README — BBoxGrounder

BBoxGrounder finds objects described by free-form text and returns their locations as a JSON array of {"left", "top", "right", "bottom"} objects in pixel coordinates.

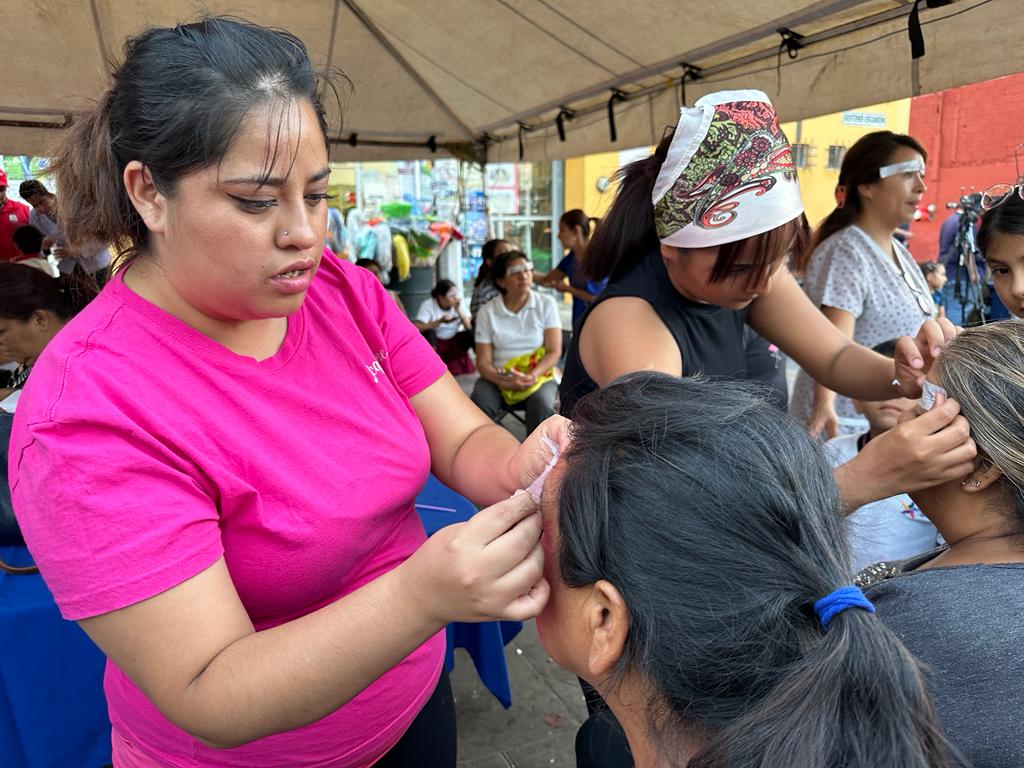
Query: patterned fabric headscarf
[{"left": 652, "top": 89, "right": 804, "bottom": 248}]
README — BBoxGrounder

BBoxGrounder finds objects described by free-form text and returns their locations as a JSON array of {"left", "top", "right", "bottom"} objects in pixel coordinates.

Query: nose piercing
[{"left": 282, "top": 230, "right": 289, "bottom": 236}]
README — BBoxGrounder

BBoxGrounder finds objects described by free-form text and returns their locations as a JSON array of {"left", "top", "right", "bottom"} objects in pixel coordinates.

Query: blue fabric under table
[
  {"left": 0, "top": 545, "right": 111, "bottom": 768},
  {"left": 415, "top": 475, "right": 522, "bottom": 709}
]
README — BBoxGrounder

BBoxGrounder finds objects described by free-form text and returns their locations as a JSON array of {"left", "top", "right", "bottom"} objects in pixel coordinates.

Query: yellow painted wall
[
  {"left": 781, "top": 99, "right": 911, "bottom": 228},
  {"left": 565, "top": 100, "right": 911, "bottom": 230},
  {"left": 564, "top": 150, "right": 631, "bottom": 219}
]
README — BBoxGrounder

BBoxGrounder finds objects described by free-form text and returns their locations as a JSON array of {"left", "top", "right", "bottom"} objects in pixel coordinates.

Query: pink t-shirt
[{"left": 9, "top": 252, "right": 448, "bottom": 767}]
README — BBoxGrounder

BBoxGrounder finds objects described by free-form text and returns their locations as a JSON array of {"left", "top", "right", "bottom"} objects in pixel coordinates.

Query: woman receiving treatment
[
  {"left": 539, "top": 372, "right": 958, "bottom": 768},
  {"left": 858, "top": 321, "right": 1024, "bottom": 768}
]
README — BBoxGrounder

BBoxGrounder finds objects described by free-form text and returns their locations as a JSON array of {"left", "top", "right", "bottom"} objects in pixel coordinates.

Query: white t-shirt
[
  {"left": 827, "top": 432, "right": 942, "bottom": 570},
  {"left": 474, "top": 291, "right": 561, "bottom": 367},
  {"left": 415, "top": 297, "right": 462, "bottom": 340},
  {"left": 791, "top": 225, "right": 936, "bottom": 431}
]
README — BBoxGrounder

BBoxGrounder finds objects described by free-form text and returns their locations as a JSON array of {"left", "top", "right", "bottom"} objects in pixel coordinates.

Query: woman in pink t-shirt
[{"left": 8, "top": 18, "right": 564, "bottom": 768}]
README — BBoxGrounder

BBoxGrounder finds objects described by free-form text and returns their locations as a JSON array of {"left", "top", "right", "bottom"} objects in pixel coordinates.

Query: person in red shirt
[{"left": 0, "top": 170, "right": 31, "bottom": 263}]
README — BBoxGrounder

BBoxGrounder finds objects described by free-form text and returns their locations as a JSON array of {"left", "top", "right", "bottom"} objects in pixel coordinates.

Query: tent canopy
[{"left": 1, "top": 0, "right": 1019, "bottom": 163}]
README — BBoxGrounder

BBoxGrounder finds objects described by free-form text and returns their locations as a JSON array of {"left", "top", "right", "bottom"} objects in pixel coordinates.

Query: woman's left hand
[
  {"left": 893, "top": 317, "right": 960, "bottom": 398},
  {"left": 506, "top": 415, "right": 572, "bottom": 493}
]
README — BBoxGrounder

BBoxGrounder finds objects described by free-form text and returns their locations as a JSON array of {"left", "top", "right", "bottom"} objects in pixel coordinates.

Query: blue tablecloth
[
  {"left": 415, "top": 475, "right": 522, "bottom": 709},
  {"left": 0, "top": 546, "right": 111, "bottom": 768}
]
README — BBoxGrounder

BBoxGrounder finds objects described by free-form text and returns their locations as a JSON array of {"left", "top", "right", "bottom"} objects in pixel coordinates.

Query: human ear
[
  {"left": 585, "top": 579, "right": 630, "bottom": 682},
  {"left": 30, "top": 309, "right": 50, "bottom": 331},
  {"left": 659, "top": 244, "right": 684, "bottom": 268},
  {"left": 856, "top": 181, "right": 877, "bottom": 204},
  {"left": 960, "top": 459, "right": 1003, "bottom": 493},
  {"left": 123, "top": 161, "right": 167, "bottom": 235}
]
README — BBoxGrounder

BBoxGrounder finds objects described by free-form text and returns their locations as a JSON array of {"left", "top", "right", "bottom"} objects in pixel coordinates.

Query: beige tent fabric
[{"left": 0, "top": 0, "right": 1019, "bottom": 162}]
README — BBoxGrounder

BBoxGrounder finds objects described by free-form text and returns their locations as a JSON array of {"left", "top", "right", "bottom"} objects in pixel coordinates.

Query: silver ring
[{"left": 890, "top": 378, "right": 901, "bottom": 388}]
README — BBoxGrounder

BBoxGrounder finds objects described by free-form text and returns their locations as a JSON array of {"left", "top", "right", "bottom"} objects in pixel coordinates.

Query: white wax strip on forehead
[
  {"left": 525, "top": 435, "right": 561, "bottom": 503},
  {"left": 505, "top": 262, "right": 534, "bottom": 276},
  {"left": 879, "top": 159, "right": 926, "bottom": 179},
  {"left": 920, "top": 379, "right": 947, "bottom": 411}
]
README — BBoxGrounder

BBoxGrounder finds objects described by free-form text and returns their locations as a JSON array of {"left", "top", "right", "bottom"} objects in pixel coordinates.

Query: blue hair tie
[{"left": 813, "top": 585, "right": 875, "bottom": 630}]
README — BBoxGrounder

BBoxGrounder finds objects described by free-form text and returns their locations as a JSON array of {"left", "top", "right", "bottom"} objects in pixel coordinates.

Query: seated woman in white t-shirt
[
  {"left": 473, "top": 251, "right": 562, "bottom": 432},
  {"left": 414, "top": 279, "right": 475, "bottom": 376}
]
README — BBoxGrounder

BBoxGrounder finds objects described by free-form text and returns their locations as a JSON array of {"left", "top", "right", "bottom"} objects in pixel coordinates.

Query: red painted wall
[{"left": 907, "top": 72, "right": 1024, "bottom": 263}]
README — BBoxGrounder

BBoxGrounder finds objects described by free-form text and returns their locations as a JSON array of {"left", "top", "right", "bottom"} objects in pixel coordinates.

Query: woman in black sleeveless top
[
  {"left": 560, "top": 91, "right": 949, "bottom": 422},
  {"left": 562, "top": 93, "right": 976, "bottom": 768}
]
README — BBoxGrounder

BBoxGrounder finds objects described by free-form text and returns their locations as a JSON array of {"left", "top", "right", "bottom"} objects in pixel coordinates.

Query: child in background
[
  {"left": 920, "top": 261, "right": 947, "bottom": 319},
  {"left": 414, "top": 279, "right": 475, "bottom": 376},
  {"left": 827, "top": 339, "right": 941, "bottom": 569},
  {"left": 10, "top": 225, "right": 58, "bottom": 276},
  {"left": 978, "top": 185, "right": 1024, "bottom": 318}
]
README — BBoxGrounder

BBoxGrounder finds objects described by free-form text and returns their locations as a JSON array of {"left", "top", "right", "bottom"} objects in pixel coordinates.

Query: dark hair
[
  {"left": 560, "top": 208, "right": 598, "bottom": 239},
  {"left": 584, "top": 130, "right": 809, "bottom": 286},
  {"left": 48, "top": 16, "right": 343, "bottom": 266},
  {"left": 815, "top": 131, "right": 928, "bottom": 248},
  {"left": 475, "top": 238, "right": 514, "bottom": 286},
  {"left": 556, "top": 372, "right": 956, "bottom": 768},
  {"left": 936, "top": 321, "right": 1024, "bottom": 538},
  {"left": 431, "top": 279, "right": 456, "bottom": 299},
  {"left": 18, "top": 179, "right": 49, "bottom": 200},
  {"left": 979, "top": 192, "right": 1024, "bottom": 255},
  {"left": 489, "top": 250, "right": 530, "bottom": 295},
  {"left": 871, "top": 338, "right": 900, "bottom": 359},
  {"left": 12, "top": 225, "right": 44, "bottom": 256},
  {"left": 354, "top": 257, "right": 382, "bottom": 272},
  {"left": 919, "top": 261, "right": 944, "bottom": 278},
  {"left": 0, "top": 262, "right": 98, "bottom": 321}
]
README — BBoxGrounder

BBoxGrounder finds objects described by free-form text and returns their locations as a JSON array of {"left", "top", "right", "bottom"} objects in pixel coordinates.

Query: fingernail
[
  {"left": 932, "top": 347, "right": 942, "bottom": 357},
  {"left": 912, "top": 359, "right": 923, "bottom": 368}
]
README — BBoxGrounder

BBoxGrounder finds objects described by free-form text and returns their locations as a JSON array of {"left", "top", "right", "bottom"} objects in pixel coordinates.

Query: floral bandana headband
[{"left": 652, "top": 89, "right": 804, "bottom": 248}]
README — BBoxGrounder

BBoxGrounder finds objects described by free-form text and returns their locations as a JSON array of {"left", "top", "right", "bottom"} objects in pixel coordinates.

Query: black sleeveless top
[{"left": 558, "top": 247, "right": 749, "bottom": 417}]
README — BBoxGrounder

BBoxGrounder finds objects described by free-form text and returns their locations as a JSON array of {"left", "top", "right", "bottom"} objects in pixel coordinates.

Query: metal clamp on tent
[
  {"left": 679, "top": 63, "right": 702, "bottom": 107},
  {"left": 775, "top": 28, "right": 805, "bottom": 93},
  {"left": 555, "top": 107, "right": 575, "bottom": 143},
  {"left": 777, "top": 27, "right": 805, "bottom": 59},
  {"left": 607, "top": 90, "right": 628, "bottom": 143},
  {"left": 517, "top": 124, "right": 530, "bottom": 160}
]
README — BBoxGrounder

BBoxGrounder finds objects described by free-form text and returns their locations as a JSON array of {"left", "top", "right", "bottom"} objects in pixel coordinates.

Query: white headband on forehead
[
  {"left": 879, "top": 159, "right": 926, "bottom": 179},
  {"left": 651, "top": 89, "right": 804, "bottom": 248}
]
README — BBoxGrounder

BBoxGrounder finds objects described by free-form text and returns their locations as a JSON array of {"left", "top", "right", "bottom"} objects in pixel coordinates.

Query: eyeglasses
[
  {"left": 980, "top": 183, "right": 1024, "bottom": 211},
  {"left": 891, "top": 253, "right": 934, "bottom": 315}
]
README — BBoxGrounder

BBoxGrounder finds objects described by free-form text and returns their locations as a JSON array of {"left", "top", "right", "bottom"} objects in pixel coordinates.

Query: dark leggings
[{"left": 375, "top": 670, "right": 457, "bottom": 767}]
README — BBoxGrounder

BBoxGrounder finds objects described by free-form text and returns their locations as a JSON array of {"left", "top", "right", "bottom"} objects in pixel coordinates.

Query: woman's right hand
[
  {"left": 401, "top": 491, "right": 549, "bottom": 624},
  {"left": 836, "top": 392, "right": 976, "bottom": 510}
]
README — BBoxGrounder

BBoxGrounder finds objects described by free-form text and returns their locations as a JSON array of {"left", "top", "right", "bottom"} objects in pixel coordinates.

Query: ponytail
[
  {"left": 556, "top": 373, "right": 958, "bottom": 768},
  {"left": 583, "top": 132, "right": 673, "bottom": 282},
  {"left": 48, "top": 94, "right": 142, "bottom": 266},
  {"left": 813, "top": 203, "right": 858, "bottom": 252},
  {"left": 691, "top": 611, "right": 956, "bottom": 768}
]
